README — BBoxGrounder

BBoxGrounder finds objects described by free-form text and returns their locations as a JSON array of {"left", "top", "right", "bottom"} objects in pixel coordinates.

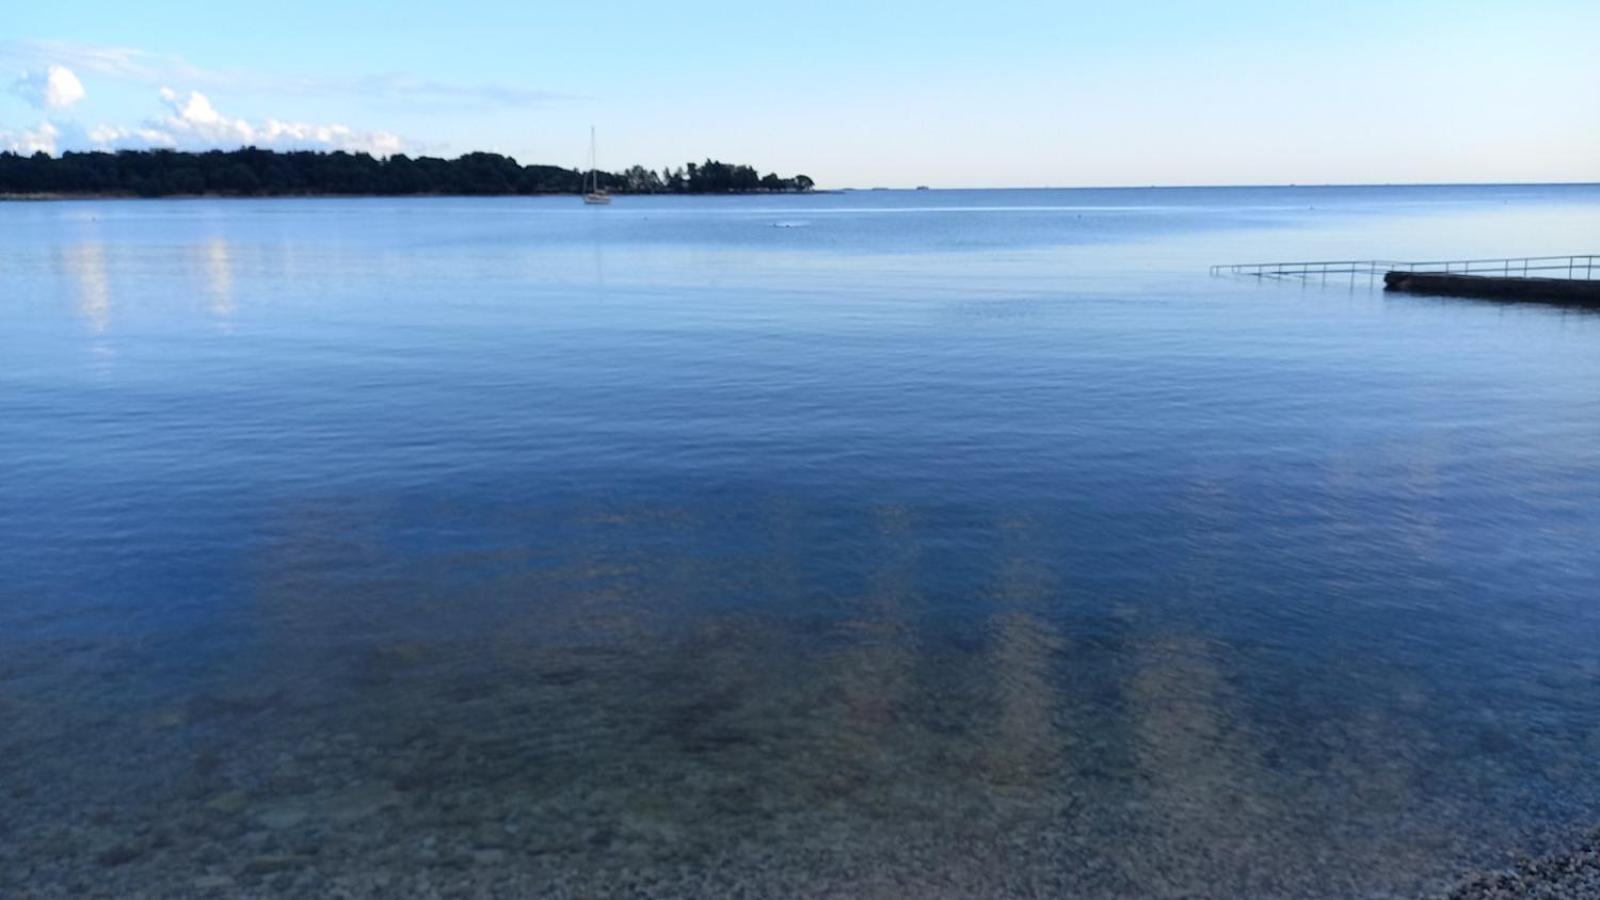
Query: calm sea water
[{"left": 3, "top": 186, "right": 1600, "bottom": 898}]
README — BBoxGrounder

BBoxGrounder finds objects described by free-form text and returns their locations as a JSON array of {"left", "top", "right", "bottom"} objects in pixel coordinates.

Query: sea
[{"left": 3, "top": 185, "right": 1599, "bottom": 898}]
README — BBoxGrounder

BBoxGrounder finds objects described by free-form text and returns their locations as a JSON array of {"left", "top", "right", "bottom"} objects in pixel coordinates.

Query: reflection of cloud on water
[
  {"left": 817, "top": 504, "right": 918, "bottom": 742},
  {"left": 1127, "top": 635, "right": 1268, "bottom": 889},
  {"left": 982, "top": 611, "right": 1064, "bottom": 786},
  {"left": 60, "top": 242, "right": 110, "bottom": 334},
  {"left": 201, "top": 238, "right": 235, "bottom": 321},
  {"left": 1121, "top": 632, "right": 1446, "bottom": 893}
]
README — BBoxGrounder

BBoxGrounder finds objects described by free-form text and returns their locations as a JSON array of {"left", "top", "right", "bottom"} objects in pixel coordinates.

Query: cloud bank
[
  {"left": 0, "top": 120, "right": 59, "bottom": 154},
  {"left": 126, "top": 87, "right": 405, "bottom": 155},
  {"left": 2, "top": 67, "right": 406, "bottom": 156}
]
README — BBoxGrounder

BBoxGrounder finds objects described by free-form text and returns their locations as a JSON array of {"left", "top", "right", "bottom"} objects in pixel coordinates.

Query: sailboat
[{"left": 583, "top": 126, "right": 611, "bottom": 205}]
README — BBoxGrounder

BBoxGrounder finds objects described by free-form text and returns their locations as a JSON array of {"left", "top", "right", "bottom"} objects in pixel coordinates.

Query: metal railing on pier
[{"left": 1211, "top": 254, "right": 1598, "bottom": 281}]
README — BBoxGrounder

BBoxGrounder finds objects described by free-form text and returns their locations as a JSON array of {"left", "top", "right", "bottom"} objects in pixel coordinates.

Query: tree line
[{"left": 0, "top": 148, "right": 815, "bottom": 197}]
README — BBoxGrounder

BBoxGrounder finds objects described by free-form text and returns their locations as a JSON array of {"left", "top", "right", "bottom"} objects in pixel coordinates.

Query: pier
[{"left": 1211, "top": 254, "right": 1600, "bottom": 306}]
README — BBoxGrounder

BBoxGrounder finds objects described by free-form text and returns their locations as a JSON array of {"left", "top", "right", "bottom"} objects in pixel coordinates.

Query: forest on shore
[{"left": 0, "top": 148, "right": 815, "bottom": 197}]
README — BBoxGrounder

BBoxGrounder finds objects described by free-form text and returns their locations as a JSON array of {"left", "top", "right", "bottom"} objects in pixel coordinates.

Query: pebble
[{"left": 1441, "top": 829, "right": 1600, "bottom": 899}]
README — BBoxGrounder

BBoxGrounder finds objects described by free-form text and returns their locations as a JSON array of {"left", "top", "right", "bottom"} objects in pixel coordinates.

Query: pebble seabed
[
  {"left": 3, "top": 566, "right": 1597, "bottom": 899},
  {"left": 2, "top": 634, "right": 1594, "bottom": 899}
]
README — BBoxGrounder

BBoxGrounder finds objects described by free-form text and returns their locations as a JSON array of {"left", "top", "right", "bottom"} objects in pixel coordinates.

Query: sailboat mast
[{"left": 580, "top": 124, "right": 610, "bottom": 202}]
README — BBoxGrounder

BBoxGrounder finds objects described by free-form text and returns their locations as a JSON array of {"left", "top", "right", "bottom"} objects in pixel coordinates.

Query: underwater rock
[
  {"left": 253, "top": 802, "right": 310, "bottom": 831},
  {"left": 327, "top": 783, "right": 402, "bottom": 823}
]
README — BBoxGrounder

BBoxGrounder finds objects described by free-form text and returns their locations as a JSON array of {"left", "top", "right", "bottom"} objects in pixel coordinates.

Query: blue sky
[{"left": 4, "top": 0, "right": 1597, "bottom": 187}]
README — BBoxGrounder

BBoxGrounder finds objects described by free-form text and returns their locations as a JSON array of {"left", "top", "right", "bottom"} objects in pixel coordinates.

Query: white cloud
[
  {"left": 0, "top": 39, "right": 562, "bottom": 159},
  {"left": 0, "top": 120, "right": 59, "bottom": 154},
  {"left": 12, "top": 65, "right": 86, "bottom": 109},
  {"left": 125, "top": 87, "right": 406, "bottom": 155},
  {"left": 257, "top": 119, "right": 406, "bottom": 156},
  {"left": 50, "top": 87, "right": 404, "bottom": 156},
  {"left": 83, "top": 122, "right": 178, "bottom": 149},
  {"left": 4, "top": 86, "right": 407, "bottom": 157},
  {"left": 154, "top": 87, "right": 252, "bottom": 144},
  {"left": 6, "top": 73, "right": 409, "bottom": 157}
]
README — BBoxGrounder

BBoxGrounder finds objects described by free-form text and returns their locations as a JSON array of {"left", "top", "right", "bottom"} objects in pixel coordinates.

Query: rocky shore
[{"left": 1440, "top": 829, "right": 1600, "bottom": 899}]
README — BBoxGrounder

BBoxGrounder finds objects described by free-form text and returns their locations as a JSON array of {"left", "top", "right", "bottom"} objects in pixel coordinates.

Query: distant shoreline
[
  {"left": 0, "top": 190, "right": 830, "bottom": 202},
  {"left": 0, "top": 148, "right": 816, "bottom": 199}
]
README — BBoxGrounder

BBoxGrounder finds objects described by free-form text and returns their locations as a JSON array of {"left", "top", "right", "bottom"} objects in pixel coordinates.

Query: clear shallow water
[{"left": 3, "top": 186, "right": 1600, "bottom": 897}]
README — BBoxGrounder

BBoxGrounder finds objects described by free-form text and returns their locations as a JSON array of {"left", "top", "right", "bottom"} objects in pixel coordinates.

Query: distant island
[{"left": 0, "top": 148, "right": 815, "bottom": 198}]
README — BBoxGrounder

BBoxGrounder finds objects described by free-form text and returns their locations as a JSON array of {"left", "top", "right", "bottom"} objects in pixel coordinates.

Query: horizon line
[{"left": 851, "top": 180, "right": 1600, "bottom": 191}]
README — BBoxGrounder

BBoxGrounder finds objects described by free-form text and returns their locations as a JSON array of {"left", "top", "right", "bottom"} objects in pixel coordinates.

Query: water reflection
[
  {"left": 61, "top": 242, "right": 110, "bottom": 334},
  {"left": 825, "top": 505, "right": 917, "bottom": 742},
  {"left": 1128, "top": 636, "right": 1265, "bottom": 888},
  {"left": 980, "top": 516, "right": 1065, "bottom": 787},
  {"left": 200, "top": 238, "right": 235, "bottom": 321}
]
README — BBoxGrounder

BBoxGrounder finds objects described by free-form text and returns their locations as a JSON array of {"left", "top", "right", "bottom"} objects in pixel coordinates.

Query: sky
[{"left": 3, "top": 0, "right": 1597, "bottom": 188}]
